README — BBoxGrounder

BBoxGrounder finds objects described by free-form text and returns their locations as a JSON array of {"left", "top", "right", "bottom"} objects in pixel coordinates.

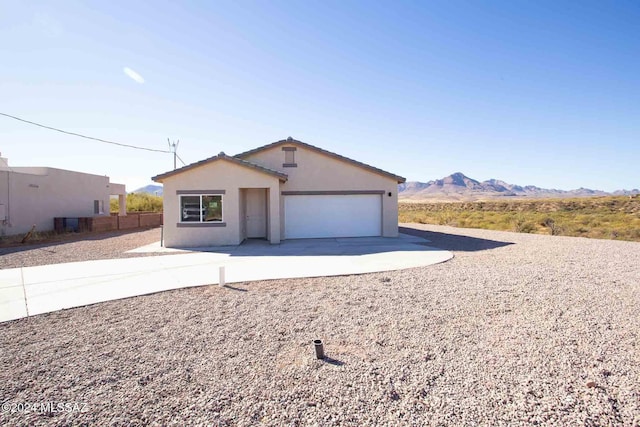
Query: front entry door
[{"left": 246, "top": 189, "right": 267, "bottom": 238}]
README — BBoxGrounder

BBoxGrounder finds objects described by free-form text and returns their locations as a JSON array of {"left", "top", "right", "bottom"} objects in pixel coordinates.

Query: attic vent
[{"left": 283, "top": 147, "right": 297, "bottom": 168}]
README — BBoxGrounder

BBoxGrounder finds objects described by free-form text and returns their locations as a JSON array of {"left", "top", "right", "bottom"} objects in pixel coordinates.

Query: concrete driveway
[{"left": 0, "top": 234, "right": 452, "bottom": 323}]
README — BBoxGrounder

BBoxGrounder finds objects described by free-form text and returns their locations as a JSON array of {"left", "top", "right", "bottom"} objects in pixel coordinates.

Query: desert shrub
[
  {"left": 398, "top": 197, "right": 640, "bottom": 242},
  {"left": 541, "top": 217, "right": 563, "bottom": 235},
  {"left": 111, "top": 193, "right": 163, "bottom": 213},
  {"left": 578, "top": 216, "right": 592, "bottom": 226},
  {"left": 437, "top": 211, "right": 458, "bottom": 226},
  {"left": 513, "top": 218, "right": 537, "bottom": 233}
]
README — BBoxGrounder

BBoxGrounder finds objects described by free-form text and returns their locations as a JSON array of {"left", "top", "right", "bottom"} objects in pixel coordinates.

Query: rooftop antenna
[{"left": 168, "top": 138, "right": 180, "bottom": 170}]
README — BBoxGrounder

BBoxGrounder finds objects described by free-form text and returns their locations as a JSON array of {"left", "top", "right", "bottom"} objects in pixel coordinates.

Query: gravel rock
[
  {"left": 1, "top": 224, "right": 639, "bottom": 426},
  {"left": 0, "top": 228, "right": 168, "bottom": 269}
]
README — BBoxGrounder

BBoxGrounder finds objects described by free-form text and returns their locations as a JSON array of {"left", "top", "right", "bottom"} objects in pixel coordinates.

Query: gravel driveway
[
  {"left": 1, "top": 224, "right": 639, "bottom": 426},
  {"left": 0, "top": 228, "right": 164, "bottom": 269}
]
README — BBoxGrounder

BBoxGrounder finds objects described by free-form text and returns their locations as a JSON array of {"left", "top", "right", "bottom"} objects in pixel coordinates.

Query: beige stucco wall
[
  {"left": 161, "top": 160, "right": 281, "bottom": 247},
  {"left": 0, "top": 167, "right": 122, "bottom": 236},
  {"left": 243, "top": 144, "right": 400, "bottom": 238}
]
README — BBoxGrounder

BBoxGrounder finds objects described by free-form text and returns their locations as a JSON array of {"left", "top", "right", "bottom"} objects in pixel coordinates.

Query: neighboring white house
[
  {"left": 0, "top": 155, "right": 126, "bottom": 236},
  {"left": 152, "top": 137, "right": 406, "bottom": 248}
]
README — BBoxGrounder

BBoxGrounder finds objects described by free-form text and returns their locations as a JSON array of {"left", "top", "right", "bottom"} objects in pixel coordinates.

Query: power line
[{"left": 0, "top": 112, "right": 172, "bottom": 154}]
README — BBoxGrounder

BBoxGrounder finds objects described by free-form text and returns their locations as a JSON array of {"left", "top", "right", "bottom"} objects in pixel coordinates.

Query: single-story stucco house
[
  {"left": 0, "top": 155, "right": 126, "bottom": 236},
  {"left": 152, "top": 138, "right": 406, "bottom": 248}
]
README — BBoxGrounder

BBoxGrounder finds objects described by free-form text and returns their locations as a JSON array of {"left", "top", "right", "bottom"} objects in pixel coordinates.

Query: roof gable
[
  {"left": 152, "top": 152, "right": 288, "bottom": 183},
  {"left": 235, "top": 138, "right": 406, "bottom": 183}
]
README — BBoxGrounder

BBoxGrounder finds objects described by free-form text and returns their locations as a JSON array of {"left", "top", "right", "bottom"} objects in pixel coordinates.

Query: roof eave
[
  {"left": 236, "top": 138, "right": 405, "bottom": 184},
  {"left": 152, "top": 154, "right": 288, "bottom": 183}
]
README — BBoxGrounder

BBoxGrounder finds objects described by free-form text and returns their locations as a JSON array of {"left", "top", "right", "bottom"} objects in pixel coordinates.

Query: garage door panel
[{"left": 284, "top": 194, "right": 382, "bottom": 239}]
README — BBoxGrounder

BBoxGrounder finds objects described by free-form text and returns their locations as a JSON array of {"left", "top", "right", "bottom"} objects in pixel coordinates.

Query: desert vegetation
[
  {"left": 399, "top": 196, "right": 640, "bottom": 242},
  {"left": 110, "top": 193, "right": 163, "bottom": 213}
]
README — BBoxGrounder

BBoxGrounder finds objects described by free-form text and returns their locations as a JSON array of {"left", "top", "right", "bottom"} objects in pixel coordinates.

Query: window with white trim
[{"left": 180, "top": 195, "right": 223, "bottom": 222}]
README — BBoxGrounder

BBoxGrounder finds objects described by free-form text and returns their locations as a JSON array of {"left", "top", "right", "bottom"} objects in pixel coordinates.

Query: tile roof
[
  {"left": 235, "top": 137, "right": 406, "bottom": 183},
  {"left": 151, "top": 152, "right": 288, "bottom": 182}
]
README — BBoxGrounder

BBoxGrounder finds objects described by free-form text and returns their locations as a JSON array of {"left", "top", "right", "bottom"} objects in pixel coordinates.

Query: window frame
[
  {"left": 179, "top": 194, "right": 224, "bottom": 223},
  {"left": 94, "top": 199, "right": 104, "bottom": 215}
]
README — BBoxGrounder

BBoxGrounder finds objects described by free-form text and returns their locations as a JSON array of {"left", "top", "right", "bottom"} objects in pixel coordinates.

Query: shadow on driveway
[
  {"left": 399, "top": 226, "right": 514, "bottom": 252},
  {"left": 177, "top": 235, "right": 445, "bottom": 257},
  {"left": 134, "top": 228, "right": 513, "bottom": 257}
]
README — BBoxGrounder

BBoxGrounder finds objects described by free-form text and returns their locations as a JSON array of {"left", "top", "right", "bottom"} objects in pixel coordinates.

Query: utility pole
[{"left": 168, "top": 138, "right": 180, "bottom": 170}]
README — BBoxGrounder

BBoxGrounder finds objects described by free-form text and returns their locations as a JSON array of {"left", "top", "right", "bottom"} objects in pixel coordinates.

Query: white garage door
[{"left": 284, "top": 194, "right": 382, "bottom": 239}]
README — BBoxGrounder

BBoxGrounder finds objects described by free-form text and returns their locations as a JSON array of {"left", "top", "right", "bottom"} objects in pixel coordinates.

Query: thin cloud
[{"left": 123, "top": 67, "right": 145, "bottom": 84}]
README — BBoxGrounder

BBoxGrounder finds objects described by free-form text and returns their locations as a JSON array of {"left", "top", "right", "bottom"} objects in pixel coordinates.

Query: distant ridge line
[
  {"left": 132, "top": 184, "right": 163, "bottom": 196},
  {"left": 399, "top": 172, "right": 639, "bottom": 201}
]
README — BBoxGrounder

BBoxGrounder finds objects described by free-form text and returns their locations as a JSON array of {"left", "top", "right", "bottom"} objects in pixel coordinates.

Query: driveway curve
[{"left": 0, "top": 233, "right": 452, "bottom": 322}]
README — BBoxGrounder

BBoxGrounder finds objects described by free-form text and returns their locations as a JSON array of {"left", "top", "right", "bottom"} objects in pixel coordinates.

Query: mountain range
[
  {"left": 132, "top": 175, "right": 638, "bottom": 201},
  {"left": 399, "top": 172, "right": 639, "bottom": 201},
  {"left": 132, "top": 184, "right": 163, "bottom": 196}
]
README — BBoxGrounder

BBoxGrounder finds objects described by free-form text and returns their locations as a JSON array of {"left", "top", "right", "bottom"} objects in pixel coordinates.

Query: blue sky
[{"left": 1, "top": 0, "right": 638, "bottom": 191}]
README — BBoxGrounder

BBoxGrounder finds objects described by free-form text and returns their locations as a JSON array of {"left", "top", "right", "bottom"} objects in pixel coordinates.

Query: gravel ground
[
  {"left": 1, "top": 224, "right": 639, "bottom": 426},
  {"left": 0, "top": 228, "right": 164, "bottom": 269}
]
